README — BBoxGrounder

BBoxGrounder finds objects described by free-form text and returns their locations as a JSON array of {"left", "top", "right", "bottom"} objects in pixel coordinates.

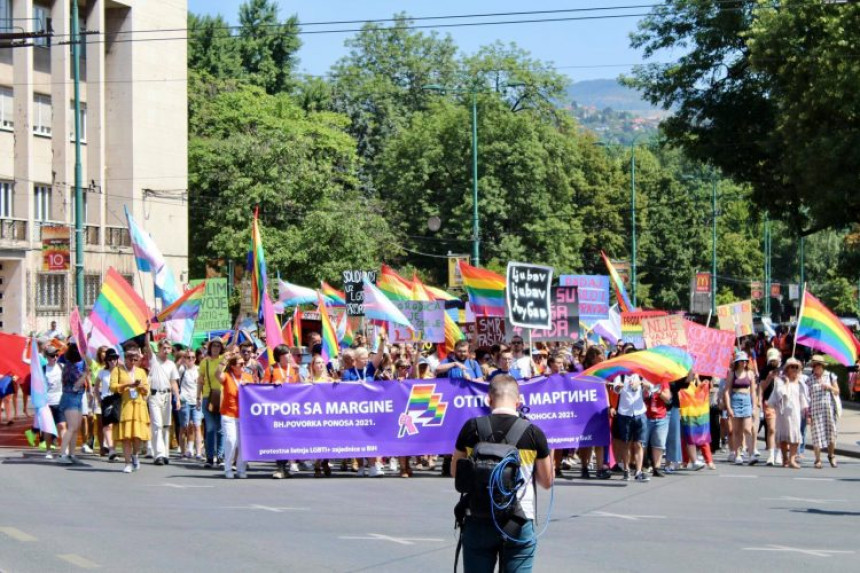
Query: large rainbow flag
[
  {"left": 679, "top": 382, "right": 711, "bottom": 446},
  {"left": 458, "top": 260, "right": 505, "bottom": 317},
  {"left": 601, "top": 250, "right": 636, "bottom": 313},
  {"left": 247, "top": 207, "right": 267, "bottom": 318},
  {"left": 377, "top": 264, "right": 414, "bottom": 301},
  {"left": 316, "top": 291, "right": 339, "bottom": 361},
  {"left": 583, "top": 345, "right": 693, "bottom": 384},
  {"left": 320, "top": 281, "right": 346, "bottom": 306},
  {"left": 796, "top": 291, "right": 859, "bottom": 366},
  {"left": 89, "top": 268, "right": 151, "bottom": 346}
]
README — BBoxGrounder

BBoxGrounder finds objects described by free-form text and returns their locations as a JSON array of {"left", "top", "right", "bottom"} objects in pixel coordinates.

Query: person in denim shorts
[
  {"left": 642, "top": 379, "right": 672, "bottom": 477},
  {"left": 611, "top": 368, "right": 648, "bottom": 482}
]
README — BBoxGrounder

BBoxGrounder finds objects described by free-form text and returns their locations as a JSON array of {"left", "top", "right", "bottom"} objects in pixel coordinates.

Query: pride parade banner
[{"left": 239, "top": 374, "right": 611, "bottom": 461}]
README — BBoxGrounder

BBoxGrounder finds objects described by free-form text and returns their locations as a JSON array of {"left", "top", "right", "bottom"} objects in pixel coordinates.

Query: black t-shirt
[
  {"left": 455, "top": 414, "right": 550, "bottom": 461},
  {"left": 759, "top": 363, "right": 778, "bottom": 401}
]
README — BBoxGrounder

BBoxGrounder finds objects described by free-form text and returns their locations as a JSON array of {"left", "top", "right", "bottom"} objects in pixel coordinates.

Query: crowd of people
[{"left": 3, "top": 322, "right": 854, "bottom": 480}]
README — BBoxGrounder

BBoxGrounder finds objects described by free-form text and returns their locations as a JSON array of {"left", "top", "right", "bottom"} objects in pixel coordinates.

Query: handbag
[
  {"left": 101, "top": 393, "right": 122, "bottom": 425},
  {"left": 204, "top": 360, "right": 221, "bottom": 414}
]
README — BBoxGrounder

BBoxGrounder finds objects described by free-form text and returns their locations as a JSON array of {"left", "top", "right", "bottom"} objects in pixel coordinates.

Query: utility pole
[
  {"left": 711, "top": 176, "right": 717, "bottom": 317},
  {"left": 799, "top": 235, "right": 805, "bottom": 291},
  {"left": 630, "top": 147, "right": 637, "bottom": 308},
  {"left": 764, "top": 213, "right": 771, "bottom": 317},
  {"left": 470, "top": 90, "right": 479, "bottom": 267},
  {"left": 72, "top": 0, "right": 84, "bottom": 309}
]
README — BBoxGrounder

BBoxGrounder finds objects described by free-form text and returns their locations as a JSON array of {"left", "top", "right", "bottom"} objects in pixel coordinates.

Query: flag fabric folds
[
  {"left": 583, "top": 345, "right": 694, "bottom": 385},
  {"left": 796, "top": 291, "right": 859, "bottom": 367},
  {"left": 458, "top": 261, "right": 506, "bottom": 317},
  {"left": 156, "top": 281, "right": 206, "bottom": 323},
  {"left": 29, "top": 337, "right": 57, "bottom": 437},
  {"left": 377, "top": 264, "right": 414, "bottom": 301},
  {"left": 89, "top": 268, "right": 151, "bottom": 346},
  {"left": 601, "top": 251, "right": 636, "bottom": 313},
  {"left": 69, "top": 306, "right": 88, "bottom": 357},
  {"left": 316, "top": 291, "right": 339, "bottom": 361},
  {"left": 277, "top": 280, "right": 319, "bottom": 307},
  {"left": 248, "top": 207, "right": 268, "bottom": 318},
  {"left": 262, "top": 292, "right": 284, "bottom": 359},
  {"left": 125, "top": 206, "right": 165, "bottom": 274},
  {"left": 320, "top": 281, "right": 346, "bottom": 306},
  {"left": 362, "top": 279, "right": 413, "bottom": 328}
]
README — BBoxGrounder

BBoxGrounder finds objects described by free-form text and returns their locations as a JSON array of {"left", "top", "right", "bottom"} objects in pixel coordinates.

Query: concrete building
[{"left": 0, "top": 0, "right": 187, "bottom": 335}]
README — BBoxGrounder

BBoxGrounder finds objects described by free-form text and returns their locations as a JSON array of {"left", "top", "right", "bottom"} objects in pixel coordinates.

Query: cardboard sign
[
  {"left": 189, "top": 278, "right": 231, "bottom": 333},
  {"left": 506, "top": 262, "right": 553, "bottom": 329},
  {"left": 621, "top": 310, "right": 668, "bottom": 349},
  {"left": 642, "top": 315, "right": 688, "bottom": 348},
  {"left": 390, "top": 300, "right": 445, "bottom": 343},
  {"left": 508, "top": 286, "right": 580, "bottom": 342},
  {"left": 684, "top": 320, "right": 735, "bottom": 378},
  {"left": 716, "top": 300, "right": 754, "bottom": 337},
  {"left": 342, "top": 270, "right": 378, "bottom": 316},
  {"left": 558, "top": 275, "right": 609, "bottom": 322},
  {"left": 475, "top": 316, "right": 506, "bottom": 347}
]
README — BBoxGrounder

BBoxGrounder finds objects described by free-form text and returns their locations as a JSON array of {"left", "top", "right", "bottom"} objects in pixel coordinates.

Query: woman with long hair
[
  {"left": 95, "top": 347, "right": 119, "bottom": 460},
  {"left": 57, "top": 344, "right": 88, "bottom": 464},
  {"left": 723, "top": 352, "right": 759, "bottom": 465},
  {"left": 578, "top": 345, "right": 611, "bottom": 479}
]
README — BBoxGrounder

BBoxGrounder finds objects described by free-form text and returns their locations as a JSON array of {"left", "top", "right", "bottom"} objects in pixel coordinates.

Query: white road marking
[
  {"left": 146, "top": 483, "right": 215, "bottom": 489},
  {"left": 338, "top": 533, "right": 445, "bottom": 545},
  {"left": 57, "top": 554, "right": 101, "bottom": 569},
  {"left": 793, "top": 477, "right": 835, "bottom": 482},
  {"left": 584, "top": 511, "right": 666, "bottom": 522},
  {"left": 743, "top": 545, "right": 854, "bottom": 558},
  {"left": 0, "top": 527, "right": 37, "bottom": 542},
  {"left": 761, "top": 496, "right": 847, "bottom": 503},
  {"left": 224, "top": 505, "right": 310, "bottom": 513},
  {"left": 719, "top": 475, "right": 758, "bottom": 478}
]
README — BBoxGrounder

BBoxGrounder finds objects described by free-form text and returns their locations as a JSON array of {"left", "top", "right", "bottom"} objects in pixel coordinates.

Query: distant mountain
[{"left": 565, "top": 79, "right": 661, "bottom": 114}]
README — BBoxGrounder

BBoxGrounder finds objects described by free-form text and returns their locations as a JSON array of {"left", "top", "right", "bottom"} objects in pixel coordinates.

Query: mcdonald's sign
[{"left": 695, "top": 272, "right": 711, "bottom": 293}]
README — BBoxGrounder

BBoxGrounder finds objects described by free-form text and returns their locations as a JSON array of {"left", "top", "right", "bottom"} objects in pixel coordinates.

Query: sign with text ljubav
[
  {"left": 189, "top": 278, "right": 231, "bottom": 333},
  {"left": 343, "top": 270, "right": 378, "bottom": 316},
  {"left": 390, "top": 300, "right": 445, "bottom": 343},
  {"left": 642, "top": 314, "right": 687, "bottom": 348},
  {"left": 508, "top": 286, "right": 580, "bottom": 342},
  {"left": 558, "top": 275, "right": 609, "bottom": 322},
  {"left": 716, "top": 300, "right": 754, "bottom": 337},
  {"left": 506, "top": 262, "right": 553, "bottom": 329}
]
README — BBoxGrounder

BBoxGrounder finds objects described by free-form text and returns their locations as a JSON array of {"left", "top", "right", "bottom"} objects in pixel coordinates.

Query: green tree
[
  {"left": 188, "top": 13, "right": 242, "bottom": 80},
  {"left": 237, "top": 0, "right": 301, "bottom": 94}
]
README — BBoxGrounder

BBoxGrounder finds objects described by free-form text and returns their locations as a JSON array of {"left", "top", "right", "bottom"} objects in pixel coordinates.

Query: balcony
[
  {"left": 85, "top": 225, "right": 100, "bottom": 246},
  {"left": 0, "top": 218, "right": 28, "bottom": 243},
  {"left": 106, "top": 226, "right": 130, "bottom": 248}
]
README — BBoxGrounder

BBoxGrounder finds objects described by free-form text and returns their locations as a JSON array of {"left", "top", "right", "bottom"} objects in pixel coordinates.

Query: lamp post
[
  {"left": 423, "top": 82, "right": 524, "bottom": 267},
  {"left": 682, "top": 172, "right": 719, "bottom": 316}
]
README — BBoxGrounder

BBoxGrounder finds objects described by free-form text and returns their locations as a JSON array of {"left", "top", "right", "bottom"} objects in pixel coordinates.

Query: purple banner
[{"left": 239, "top": 374, "right": 610, "bottom": 461}]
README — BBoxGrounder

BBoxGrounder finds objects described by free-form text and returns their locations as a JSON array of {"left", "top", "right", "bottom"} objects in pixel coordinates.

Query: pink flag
[
  {"left": 70, "top": 306, "right": 88, "bottom": 357},
  {"left": 263, "top": 291, "right": 284, "bottom": 351},
  {"left": 28, "top": 337, "right": 57, "bottom": 437}
]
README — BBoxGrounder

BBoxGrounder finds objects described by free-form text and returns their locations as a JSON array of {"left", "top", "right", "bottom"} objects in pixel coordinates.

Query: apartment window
[
  {"left": 0, "top": 181, "right": 11, "bottom": 218},
  {"left": 70, "top": 12, "right": 86, "bottom": 60},
  {"left": 84, "top": 273, "right": 101, "bottom": 310},
  {"left": 0, "top": 87, "right": 12, "bottom": 130},
  {"left": 34, "top": 185, "right": 51, "bottom": 221},
  {"left": 36, "top": 273, "right": 66, "bottom": 313},
  {"left": 33, "top": 5, "right": 50, "bottom": 48},
  {"left": 69, "top": 102, "right": 86, "bottom": 142},
  {"left": 0, "top": 0, "right": 11, "bottom": 33},
  {"left": 33, "top": 94, "right": 52, "bottom": 136}
]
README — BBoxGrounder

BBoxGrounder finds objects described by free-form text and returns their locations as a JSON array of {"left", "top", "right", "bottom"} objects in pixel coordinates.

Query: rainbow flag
[
  {"left": 335, "top": 311, "right": 354, "bottom": 347},
  {"left": 29, "top": 337, "right": 57, "bottom": 437},
  {"left": 155, "top": 281, "right": 206, "bottom": 323},
  {"left": 89, "top": 268, "right": 151, "bottom": 346},
  {"left": 377, "top": 264, "right": 414, "bottom": 301},
  {"left": 601, "top": 251, "right": 636, "bottom": 312},
  {"left": 247, "top": 207, "right": 267, "bottom": 318},
  {"left": 316, "top": 291, "right": 339, "bottom": 361},
  {"left": 363, "top": 279, "right": 413, "bottom": 328},
  {"left": 426, "top": 285, "right": 458, "bottom": 301},
  {"left": 679, "top": 382, "right": 711, "bottom": 446},
  {"left": 320, "top": 281, "right": 346, "bottom": 306},
  {"left": 458, "top": 261, "right": 505, "bottom": 317},
  {"left": 796, "top": 291, "right": 860, "bottom": 366},
  {"left": 582, "top": 345, "right": 693, "bottom": 384},
  {"left": 293, "top": 308, "right": 303, "bottom": 347}
]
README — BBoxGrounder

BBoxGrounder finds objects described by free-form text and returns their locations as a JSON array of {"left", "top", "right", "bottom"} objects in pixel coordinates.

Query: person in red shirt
[{"left": 641, "top": 379, "right": 672, "bottom": 477}]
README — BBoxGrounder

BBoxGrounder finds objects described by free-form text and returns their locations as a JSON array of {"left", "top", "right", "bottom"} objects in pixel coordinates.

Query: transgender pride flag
[{"left": 28, "top": 337, "right": 57, "bottom": 437}]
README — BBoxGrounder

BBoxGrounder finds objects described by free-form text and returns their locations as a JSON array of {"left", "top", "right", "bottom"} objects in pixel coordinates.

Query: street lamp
[
  {"left": 423, "top": 81, "right": 525, "bottom": 268},
  {"left": 682, "top": 172, "right": 719, "bottom": 317}
]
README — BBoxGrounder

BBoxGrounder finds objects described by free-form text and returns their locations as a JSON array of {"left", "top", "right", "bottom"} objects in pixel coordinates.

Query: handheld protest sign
[
  {"left": 505, "top": 262, "right": 553, "bottom": 330},
  {"left": 343, "top": 270, "right": 378, "bottom": 317}
]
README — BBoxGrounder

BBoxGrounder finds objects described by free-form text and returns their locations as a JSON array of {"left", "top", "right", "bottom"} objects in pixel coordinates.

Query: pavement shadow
[
  {"left": 790, "top": 508, "right": 860, "bottom": 517},
  {"left": 551, "top": 480, "right": 628, "bottom": 488}
]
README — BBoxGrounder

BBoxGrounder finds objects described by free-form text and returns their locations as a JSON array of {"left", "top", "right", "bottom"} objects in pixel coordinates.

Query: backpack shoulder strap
[
  {"left": 503, "top": 418, "right": 531, "bottom": 448},
  {"left": 476, "top": 416, "right": 493, "bottom": 442}
]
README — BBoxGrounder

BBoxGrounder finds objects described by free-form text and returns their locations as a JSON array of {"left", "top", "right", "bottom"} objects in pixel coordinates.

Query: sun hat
[
  {"left": 809, "top": 355, "right": 827, "bottom": 366},
  {"left": 766, "top": 348, "right": 781, "bottom": 363},
  {"left": 732, "top": 351, "right": 749, "bottom": 364},
  {"left": 785, "top": 357, "right": 802, "bottom": 369}
]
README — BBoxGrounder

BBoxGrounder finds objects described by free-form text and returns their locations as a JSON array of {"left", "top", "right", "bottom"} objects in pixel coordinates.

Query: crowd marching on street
[{"left": 2, "top": 322, "right": 854, "bottom": 481}]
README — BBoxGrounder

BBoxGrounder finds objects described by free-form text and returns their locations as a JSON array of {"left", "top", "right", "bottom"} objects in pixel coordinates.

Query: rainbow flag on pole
[
  {"left": 377, "top": 264, "right": 414, "bottom": 301},
  {"left": 320, "top": 281, "right": 346, "bottom": 306},
  {"left": 601, "top": 251, "right": 635, "bottom": 312},
  {"left": 247, "top": 207, "right": 267, "bottom": 318},
  {"left": 89, "top": 268, "right": 151, "bottom": 346},
  {"left": 155, "top": 281, "right": 206, "bottom": 323},
  {"left": 316, "top": 291, "right": 339, "bottom": 361},
  {"left": 458, "top": 260, "right": 505, "bottom": 317},
  {"left": 679, "top": 382, "right": 711, "bottom": 446},
  {"left": 583, "top": 345, "right": 693, "bottom": 384},
  {"left": 796, "top": 291, "right": 859, "bottom": 366}
]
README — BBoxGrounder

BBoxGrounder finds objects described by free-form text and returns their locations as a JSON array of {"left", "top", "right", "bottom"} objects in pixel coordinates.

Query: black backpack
[{"left": 455, "top": 416, "right": 531, "bottom": 521}]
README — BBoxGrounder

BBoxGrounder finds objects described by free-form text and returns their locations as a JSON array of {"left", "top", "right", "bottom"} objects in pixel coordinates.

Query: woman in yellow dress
[{"left": 109, "top": 344, "right": 150, "bottom": 474}]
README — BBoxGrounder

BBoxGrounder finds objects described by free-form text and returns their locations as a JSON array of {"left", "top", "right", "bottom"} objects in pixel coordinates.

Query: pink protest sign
[{"left": 684, "top": 320, "right": 735, "bottom": 378}]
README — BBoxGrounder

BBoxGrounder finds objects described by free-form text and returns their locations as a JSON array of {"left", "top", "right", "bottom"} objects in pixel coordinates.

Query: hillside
[{"left": 565, "top": 79, "right": 661, "bottom": 113}]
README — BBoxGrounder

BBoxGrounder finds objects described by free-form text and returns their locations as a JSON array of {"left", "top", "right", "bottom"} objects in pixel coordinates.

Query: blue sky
[{"left": 187, "top": 0, "right": 650, "bottom": 84}]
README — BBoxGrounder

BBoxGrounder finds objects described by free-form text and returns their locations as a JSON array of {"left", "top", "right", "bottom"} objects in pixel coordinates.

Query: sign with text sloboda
[{"left": 506, "top": 262, "right": 554, "bottom": 329}]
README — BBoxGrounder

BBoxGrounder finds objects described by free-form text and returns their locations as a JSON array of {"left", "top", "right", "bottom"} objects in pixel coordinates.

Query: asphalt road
[{"left": 1, "top": 451, "right": 858, "bottom": 573}]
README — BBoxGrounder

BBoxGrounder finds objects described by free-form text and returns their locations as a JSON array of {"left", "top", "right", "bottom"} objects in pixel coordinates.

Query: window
[
  {"left": 37, "top": 273, "right": 66, "bottom": 313},
  {"left": 33, "top": 5, "right": 50, "bottom": 48},
  {"left": 106, "top": 227, "right": 130, "bottom": 248},
  {"left": 0, "top": 181, "right": 11, "bottom": 218},
  {"left": 0, "top": 0, "right": 11, "bottom": 33},
  {"left": 69, "top": 102, "right": 86, "bottom": 142},
  {"left": 33, "top": 94, "right": 52, "bottom": 136},
  {"left": 0, "top": 87, "right": 12, "bottom": 129},
  {"left": 69, "top": 11, "right": 86, "bottom": 60},
  {"left": 34, "top": 185, "right": 51, "bottom": 221},
  {"left": 84, "top": 273, "right": 100, "bottom": 310}
]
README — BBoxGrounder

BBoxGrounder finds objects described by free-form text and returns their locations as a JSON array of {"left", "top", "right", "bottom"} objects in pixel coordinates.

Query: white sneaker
[
  {"left": 45, "top": 453, "right": 54, "bottom": 460},
  {"left": 225, "top": 471, "right": 235, "bottom": 479},
  {"left": 289, "top": 462, "right": 299, "bottom": 473},
  {"left": 727, "top": 453, "right": 736, "bottom": 463},
  {"left": 734, "top": 455, "right": 744, "bottom": 465},
  {"left": 132, "top": 455, "right": 140, "bottom": 471},
  {"left": 123, "top": 464, "right": 133, "bottom": 474},
  {"left": 81, "top": 444, "right": 93, "bottom": 454},
  {"left": 369, "top": 463, "right": 384, "bottom": 478},
  {"left": 691, "top": 461, "right": 706, "bottom": 471},
  {"left": 766, "top": 453, "right": 775, "bottom": 466},
  {"left": 57, "top": 455, "right": 73, "bottom": 465}
]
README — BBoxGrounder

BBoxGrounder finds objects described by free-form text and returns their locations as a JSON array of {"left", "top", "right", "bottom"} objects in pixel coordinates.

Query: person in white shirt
[
  {"left": 510, "top": 335, "right": 534, "bottom": 379},
  {"left": 43, "top": 346, "right": 64, "bottom": 458},
  {"left": 610, "top": 347, "right": 657, "bottom": 482},
  {"left": 144, "top": 339, "right": 181, "bottom": 465},
  {"left": 176, "top": 349, "right": 203, "bottom": 459}
]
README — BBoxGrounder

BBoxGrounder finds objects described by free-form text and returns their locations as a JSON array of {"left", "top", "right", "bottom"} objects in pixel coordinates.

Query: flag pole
[{"left": 792, "top": 282, "right": 807, "bottom": 358}]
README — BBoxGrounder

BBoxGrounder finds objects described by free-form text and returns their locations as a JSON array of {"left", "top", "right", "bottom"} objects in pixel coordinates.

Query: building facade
[{"left": 0, "top": 0, "right": 187, "bottom": 335}]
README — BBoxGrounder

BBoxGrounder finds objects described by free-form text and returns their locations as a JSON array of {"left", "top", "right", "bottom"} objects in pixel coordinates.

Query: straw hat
[
  {"left": 766, "top": 348, "right": 781, "bottom": 363},
  {"left": 785, "top": 357, "right": 802, "bottom": 369},
  {"left": 809, "top": 355, "right": 827, "bottom": 366}
]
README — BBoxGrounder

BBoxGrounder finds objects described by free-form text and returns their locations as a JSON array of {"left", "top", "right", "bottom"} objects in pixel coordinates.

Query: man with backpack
[{"left": 451, "top": 374, "right": 553, "bottom": 572}]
